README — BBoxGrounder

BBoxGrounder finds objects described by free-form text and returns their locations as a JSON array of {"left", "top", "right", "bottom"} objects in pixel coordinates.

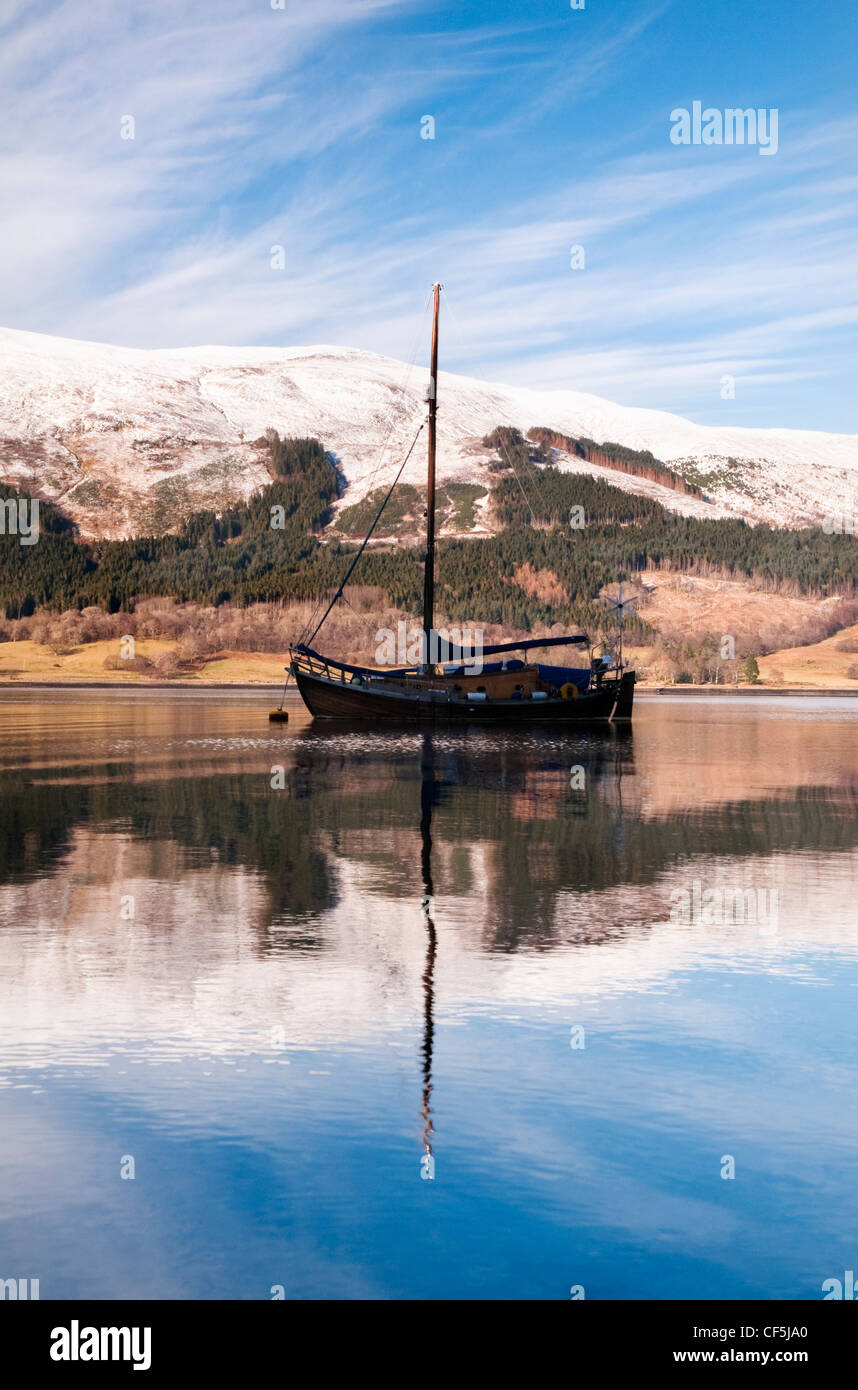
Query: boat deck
[{"left": 290, "top": 649, "right": 635, "bottom": 722}]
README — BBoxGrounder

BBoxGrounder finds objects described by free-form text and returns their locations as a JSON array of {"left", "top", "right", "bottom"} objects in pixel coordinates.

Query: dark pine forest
[{"left": 2, "top": 433, "right": 857, "bottom": 640}]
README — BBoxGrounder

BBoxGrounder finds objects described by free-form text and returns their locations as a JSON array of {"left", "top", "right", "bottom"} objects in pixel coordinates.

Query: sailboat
[{"left": 287, "top": 284, "right": 636, "bottom": 723}]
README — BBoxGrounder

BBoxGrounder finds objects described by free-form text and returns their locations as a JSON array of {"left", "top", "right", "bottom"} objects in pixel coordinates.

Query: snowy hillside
[{"left": 0, "top": 325, "right": 855, "bottom": 538}]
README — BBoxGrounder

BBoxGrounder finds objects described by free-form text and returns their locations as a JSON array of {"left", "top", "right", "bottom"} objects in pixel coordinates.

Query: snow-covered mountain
[{"left": 0, "top": 324, "right": 855, "bottom": 538}]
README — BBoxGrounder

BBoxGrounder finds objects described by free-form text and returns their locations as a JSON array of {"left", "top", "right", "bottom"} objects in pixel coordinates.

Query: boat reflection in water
[
  {"left": 411, "top": 721, "right": 632, "bottom": 1180},
  {"left": 1, "top": 690, "right": 858, "bottom": 1299}
]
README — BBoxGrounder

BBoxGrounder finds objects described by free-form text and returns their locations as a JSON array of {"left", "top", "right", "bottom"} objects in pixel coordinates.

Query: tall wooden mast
[{"left": 422, "top": 282, "right": 441, "bottom": 661}]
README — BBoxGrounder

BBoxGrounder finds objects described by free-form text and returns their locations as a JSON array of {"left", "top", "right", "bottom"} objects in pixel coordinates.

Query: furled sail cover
[{"left": 295, "top": 632, "right": 588, "bottom": 673}]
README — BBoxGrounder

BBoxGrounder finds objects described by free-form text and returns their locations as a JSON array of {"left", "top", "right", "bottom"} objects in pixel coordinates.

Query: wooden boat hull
[{"left": 294, "top": 667, "right": 635, "bottom": 723}]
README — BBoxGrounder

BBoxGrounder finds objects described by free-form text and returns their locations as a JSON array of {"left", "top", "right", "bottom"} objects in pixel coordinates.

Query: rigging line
[
  {"left": 303, "top": 422, "right": 425, "bottom": 649},
  {"left": 495, "top": 422, "right": 551, "bottom": 523},
  {"left": 493, "top": 412, "right": 556, "bottom": 528},
  {"left": 441, "top": 281, "right": 530, "bottom": 502},
  {"left": 354, "top": 289, "right": 433, "bottom": 502},
  {"left": 516, "top": 421, "right": 553, "bottom": 494},
  {"left": 297, "top": 291, "right": 433, "bottom": 648},
  {"left": 497, "top": 432, "right": 538, "bottom": 525},
  {"left": 440, "top": 283, "right": 545, "bottom": 522},
  {"left": 296, "top": 543, "right": 339, "bottom": 648},
  {"left": 439, "top": 284, "right": 464, "bottom": 342},
  {"left": 295, "top": 287, "right": 431, "bottom": 651},
  {"left": 295, "top": 441, "right": 424, "bottom": 652},
  {"left": 296, "top": 597, "right": 326, "bottom": 651},
  {"left": 304, "top": 420, "right": 426, "bottom": 648},
  {"left": 516, "top": 435, "right": 555, "bottom": 524}
]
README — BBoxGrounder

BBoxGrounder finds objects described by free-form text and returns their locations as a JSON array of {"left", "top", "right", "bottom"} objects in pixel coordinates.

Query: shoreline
[
  {"left": 636, "top": 686, "right": 858, "bottom": 698},
  {"left": 1, "top": 681, "right": 857, "bottom": 698}
]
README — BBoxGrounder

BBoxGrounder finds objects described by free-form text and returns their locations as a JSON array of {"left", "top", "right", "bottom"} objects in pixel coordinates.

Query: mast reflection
[{"left": 419, "top": 731, "right": 438, "bottom": 1177}]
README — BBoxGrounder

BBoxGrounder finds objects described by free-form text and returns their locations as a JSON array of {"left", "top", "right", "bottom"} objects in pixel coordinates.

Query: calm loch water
[{"left": 0, "top": 688, "right": 857, "bottom": 1300}]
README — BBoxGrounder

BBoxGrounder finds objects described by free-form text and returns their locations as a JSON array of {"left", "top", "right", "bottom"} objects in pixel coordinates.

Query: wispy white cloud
[
  {"left": 0, "top": 0, "right": 856, "bottom": 429},
  {"left": 0, "top": 0, "right": 413, "bottom": 316}
]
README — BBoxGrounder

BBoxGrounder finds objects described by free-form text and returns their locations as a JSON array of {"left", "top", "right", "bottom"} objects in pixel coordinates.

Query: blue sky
[{"left": 1, "top": 0, "right": 856, "bottom": 430}]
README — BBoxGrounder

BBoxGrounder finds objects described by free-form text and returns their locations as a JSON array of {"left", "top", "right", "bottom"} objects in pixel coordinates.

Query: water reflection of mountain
[{"left": 1, "top": 718, "right": 857, "bottom": 957}]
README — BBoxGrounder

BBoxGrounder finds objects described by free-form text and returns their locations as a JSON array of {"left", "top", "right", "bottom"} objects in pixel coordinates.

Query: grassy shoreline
[
  {"left": 2, "top": 630, "right": 857, "bottom": 692},
  {"left": 1, "top": 676, "right": 856, "bottom": 697}
]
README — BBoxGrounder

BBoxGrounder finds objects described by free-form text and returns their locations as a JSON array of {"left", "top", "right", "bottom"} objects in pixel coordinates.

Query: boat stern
[{"left": 612, "top": 669, "right": 636, "bottom": 721}]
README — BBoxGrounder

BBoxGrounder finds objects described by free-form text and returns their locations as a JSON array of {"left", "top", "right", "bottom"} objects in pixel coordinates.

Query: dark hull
[{"left": 294, "top": 668, "right": 635, "bottom": 723}]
